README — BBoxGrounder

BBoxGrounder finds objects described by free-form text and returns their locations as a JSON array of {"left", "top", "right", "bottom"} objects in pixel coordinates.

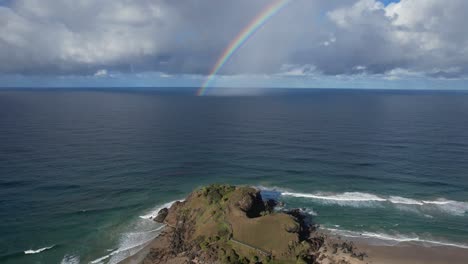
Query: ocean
[{"left": 0, "top": 88, "right": 467, "bottom": 263}]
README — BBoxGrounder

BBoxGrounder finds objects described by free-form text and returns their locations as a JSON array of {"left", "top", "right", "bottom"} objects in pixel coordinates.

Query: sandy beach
[
  {"left": 119, "top": 231, "right": 468, "bottom": 264},
  {"left": 360, "top": 242, "right": 468, "bottom": 264}
]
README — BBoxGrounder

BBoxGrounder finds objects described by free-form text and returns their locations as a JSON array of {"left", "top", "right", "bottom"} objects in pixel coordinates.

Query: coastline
[
  {"left": 118, "top": 242, "right": 154, "bottom": 264},
  {"left": 358, "top": 242, "right": 468, "bottom": 264},
  {"left": 318, "top": 230, "right": 468, "bottom": 264},
  {"left": 112, "top": 186, "right": 468, "bottom": 264},
  {"left": 134, "top": 185, "right": 366, "bottom": 263},
  {"left": 117, "top": 228, "right": 468, "bottom": 264},
  {"left": 317, "top": 229, "right": 468, "bottom": 264}
]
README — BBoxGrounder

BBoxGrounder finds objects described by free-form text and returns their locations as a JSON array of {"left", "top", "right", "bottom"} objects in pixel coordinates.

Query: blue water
[{"left": 1, "top": 89, "right": 467, "bottom": 263}]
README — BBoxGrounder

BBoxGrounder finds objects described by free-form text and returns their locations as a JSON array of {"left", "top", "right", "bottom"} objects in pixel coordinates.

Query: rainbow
[{"left": 197, "top": 0, "right": 293, "bottom": 96}]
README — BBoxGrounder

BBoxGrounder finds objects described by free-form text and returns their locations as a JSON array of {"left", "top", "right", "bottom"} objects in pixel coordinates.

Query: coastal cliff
[{"left": 141, "top": 185, "right": 367, "bottom": 264}]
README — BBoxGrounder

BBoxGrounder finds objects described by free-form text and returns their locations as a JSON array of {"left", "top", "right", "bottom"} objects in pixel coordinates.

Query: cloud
[
  {"left": 322, "top": 0, "right": 468, "bottom": 77},
  {"left": 94, "top": 69, "right": 108, "bottom": 77},
  {"left": 279, "top": 64, "right": 319, "bottom": 77},
  {"left": 0, "top": 0, "right": 468, "bottom": 79}
]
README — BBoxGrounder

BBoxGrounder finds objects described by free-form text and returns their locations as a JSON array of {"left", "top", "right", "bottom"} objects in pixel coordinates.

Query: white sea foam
[
  {"left": 389, "top": 196, "right": 423, "bottom": 205},
  {"left": 24, "top": 245, "right": 55, "bottom": 254},
  {"left": 91, "top": 199, "right": 180, "bottom": 264},
  {"left": 278, "top": 190, "right": 468, "bottom": 216},
  {"left": 281, "top": 191, "right": 387, "bottom": 207},
  {"left": 324, "top": 228, "right": 468, "bottom": 249},
  {"left": 304, "top": 208, "right": 318, "bottom": 216},
  {"left": 282, "top": 191, "right": 387, "bottom": 202},
  {"left": 139, "top": 199, "right": 183, "bottom": 220},
  {"left": 90, "top": 225, "right": 165, "bottom": 264},
  {"left": 422, "top": 200, "right": 468, "bottom": 216},
  {"left": 60, "top": 254, "right": 80, "bottom": 264},
  {"left": 422, "top": 200, "right": 451, "bottom": 205}
]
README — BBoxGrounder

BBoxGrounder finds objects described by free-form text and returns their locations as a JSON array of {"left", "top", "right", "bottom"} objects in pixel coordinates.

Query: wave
[
  {"left": 323, "top": 227, "right": 468, "bottom": 249},
  {"left": 91, "top": 199, "right": 180, "bottom": 264},
  {"left": 90, "top": 225, "right": 165, "bottom": 264},
  {"left": 388, "top": 196, "right": 423, "bottom": 205},
  {"left": 60, "top": 255, "right": 80, "bottom": 264},
  {"left": 304, "top": 208, "right": 318, "bottom": 216},
  {"left": 268, "top": 188, "right": 468, "bottom": 216},
  {"left": 139, "top": 200, "right": 183, "bottom": 220},
  {"left": 24, "top": 245, "right": 55, "bottom": 255},
  {"left": 282, "top": 191, "right": 387, "bottom": 202}
]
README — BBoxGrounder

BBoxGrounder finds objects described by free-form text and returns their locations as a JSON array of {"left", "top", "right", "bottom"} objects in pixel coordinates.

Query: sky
[{"left": 1, "top": 0, "right": 468, "bottom": 91}]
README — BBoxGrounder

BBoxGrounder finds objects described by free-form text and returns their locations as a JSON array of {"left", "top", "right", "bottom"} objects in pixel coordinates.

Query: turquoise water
[{"left": 0, "top": 89, "right": 467, "bottom": 263}]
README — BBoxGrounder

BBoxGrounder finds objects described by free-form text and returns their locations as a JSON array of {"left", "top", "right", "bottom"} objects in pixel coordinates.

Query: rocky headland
[{"left": 142, "top": 184, "right": 367, "bottom": 264}]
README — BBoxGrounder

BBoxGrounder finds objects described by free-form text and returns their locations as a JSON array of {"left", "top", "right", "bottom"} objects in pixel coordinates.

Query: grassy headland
[{"left": 141, "top": 184, "right": 366, "bottom": 264}]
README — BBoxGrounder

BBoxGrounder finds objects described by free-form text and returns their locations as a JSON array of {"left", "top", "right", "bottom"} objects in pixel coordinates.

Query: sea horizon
[
  {"left": 3, "top": 0, "right": 468, "bottom": 263},
  {"left": 2, "top": 87, "right": 468, "bottom": 92}
]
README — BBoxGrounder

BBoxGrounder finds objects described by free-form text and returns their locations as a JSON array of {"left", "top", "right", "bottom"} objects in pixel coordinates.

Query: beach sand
[
  {"left": 316, "top": 231, "right": 468, "bottom": 264},
  {"left": 360, "top": 242, "right": 468, "bottom": 264},
  {"left": 120, "top": 232, "right": 468, "bottom": 264},
  {"left": 115, "top": 227, "right": 468, "bottom": 264}
]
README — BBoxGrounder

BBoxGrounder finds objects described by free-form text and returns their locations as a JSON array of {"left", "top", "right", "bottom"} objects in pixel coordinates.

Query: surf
[
  {"left": 90, "top": 199, "right": 183, "bottom": 264},
  {"left": 24, "top": 245, "right": 55, "bottom": 255},
  {"left": 139, "top": 200, "right": 183, "bottom": 220},
  {"left": 323, "top": 227, "right": 468, "bottom": 249},
  {"left": 271, "top": 188, "right": 468, "bottom": 216}
]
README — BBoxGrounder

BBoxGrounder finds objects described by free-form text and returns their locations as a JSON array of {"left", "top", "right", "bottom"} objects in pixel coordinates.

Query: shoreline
[
  {"left": 113, "top": 190, "right": 468, "bottom": 264},
  {"left": 321, "top": 227, "right": 468, "bottom": 249},
  {"left": 318, "top": 230, "right": 468, "bottom": 264},
  {"left": 108, "top": 184, "right": 468, "bottom": 264},
  {"left": 117, "top": 227, "right": 468, "bottom": 264},
  {"left": 357, "top": 241, "right": 468, "bottom": 264}
]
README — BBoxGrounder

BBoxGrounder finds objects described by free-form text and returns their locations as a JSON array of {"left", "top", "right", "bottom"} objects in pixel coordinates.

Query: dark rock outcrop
[
  {"left": 264, "top": 199, "right": 278, "bottom": 213},
  {"left": 236, "top": 191, "right": 265, "bottom": 218},
  {"left": 153, "top": 208, "right": 169, "bottom": 223}
]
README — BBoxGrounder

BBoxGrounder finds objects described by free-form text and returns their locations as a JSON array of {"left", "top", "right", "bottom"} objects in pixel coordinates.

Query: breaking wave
[
  {"left": 60, "top": 255, "right": 80, "bottom": 264},
  {"left": 24, "top": 245, "right": 55, "bottom": 255},
  {"left": 258, "top": 187, "right": 468, "bottom": 216},
  {"left": 89, "top": 226, "right": 164, "bottom": 264},
  {"left": 139, "top": 200, "right": 183, "bottom": 220},
  {"left": 323, "top": 227, "right": 468, "bottom": 249},
  {"left": 91, "top": 199, "right": 182, "bottom": 264}
]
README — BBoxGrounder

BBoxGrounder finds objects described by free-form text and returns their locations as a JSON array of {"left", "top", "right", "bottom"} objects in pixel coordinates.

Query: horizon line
[{"left": 1, "top": 87, "right": 468, "bottom": 92}]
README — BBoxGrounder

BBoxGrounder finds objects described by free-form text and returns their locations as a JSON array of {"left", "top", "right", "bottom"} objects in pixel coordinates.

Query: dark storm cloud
[{"left": 1, "top": 0, "right": 468, "bottom": 79}]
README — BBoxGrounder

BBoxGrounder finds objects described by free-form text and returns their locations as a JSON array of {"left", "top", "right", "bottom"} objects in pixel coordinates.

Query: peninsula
[{"left": 140, "top": 184, "right": 366, "bottom": 264}]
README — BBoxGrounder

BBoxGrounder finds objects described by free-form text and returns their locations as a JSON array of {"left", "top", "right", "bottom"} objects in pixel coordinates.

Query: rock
[
  {"left": 286, "top": 208, "right": 307, "bottom": 218},
  {"left": 340, "top": 241, "right": 354, "bottom": 254},
  {"left": 238, "top": 194, "right": 255, "bottom": 212},
  {"left": 286, "top": 208, "right": 303, "bottom": 218},
  {"left": 264, "top": 199, "right": 278, "bottom": 213},
  {"left": 154, "top": 208, "right": 169, "bottom": 223},
  {"left": 284, "top": 222, "right": 300, "bottom": 233},
  {"left": 236, "top": 191, "right": 265, "bottom": 217}
]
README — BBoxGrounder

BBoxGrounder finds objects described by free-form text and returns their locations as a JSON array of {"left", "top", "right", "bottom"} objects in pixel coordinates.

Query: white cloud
[
  {"left": 0, "top": 0, "right": 468, "bottom": 80},
  {"left": 383, "top": 68, "right": 424, "bottom": 80},
  {"left": 0, "top": 0, "right": 168, "bottom": 73},
  {"left": 279, "top": 64, "right": 318, "bottom": 77},
  {"left": 328, "top": 0, "right": 386, "bottom": 29},
  {"left": 94, "top": 69, "right": 108, "bottom": 77},
  {"left": 322, "top": 0, "right": 468, "bottom": 77}
]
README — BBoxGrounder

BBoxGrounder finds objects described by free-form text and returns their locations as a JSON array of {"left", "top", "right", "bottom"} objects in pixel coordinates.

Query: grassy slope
[{"left": 163, "top": 184, "right": 314, "bottom": 264}]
